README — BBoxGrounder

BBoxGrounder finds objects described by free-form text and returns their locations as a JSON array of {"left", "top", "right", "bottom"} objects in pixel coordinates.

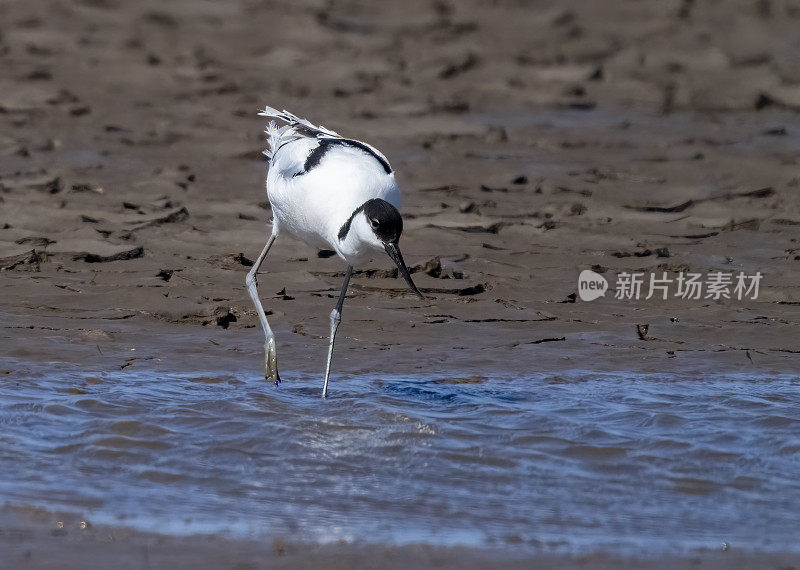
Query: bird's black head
[
  {"left": 363, "top": 198, "right": 402, "bottom": 243},
  {"left": 359, "top": 199, "right": 424, "bottom": 300}
]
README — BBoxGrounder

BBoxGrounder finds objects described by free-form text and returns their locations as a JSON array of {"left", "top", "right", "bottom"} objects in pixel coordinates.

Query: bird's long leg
[
  {"left": 245, "top": 234, "right": 281, "bottom": 385},
  {"left": 322, "top": 265, "right": 353, "bottom": 398}
]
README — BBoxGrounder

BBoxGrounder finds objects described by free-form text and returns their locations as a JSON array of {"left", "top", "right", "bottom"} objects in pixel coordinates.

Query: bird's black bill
[{"left": 384, "top": 243, "right": 425, "bottom": 299}]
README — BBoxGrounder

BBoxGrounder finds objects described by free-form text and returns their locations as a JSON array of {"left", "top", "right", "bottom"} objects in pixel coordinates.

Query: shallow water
[{"left": 1, "top": 362, "right": 799, "bottom": 555}]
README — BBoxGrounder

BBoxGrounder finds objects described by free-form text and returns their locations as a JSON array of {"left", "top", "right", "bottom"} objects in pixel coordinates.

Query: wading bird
[{"left": 246, "top": 107, "right": 425, "bottom": 398}]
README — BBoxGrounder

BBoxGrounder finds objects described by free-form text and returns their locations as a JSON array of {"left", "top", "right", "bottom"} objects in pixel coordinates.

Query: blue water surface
[{"left": 1, "top": 361, "right": 799, "bottom": 555}]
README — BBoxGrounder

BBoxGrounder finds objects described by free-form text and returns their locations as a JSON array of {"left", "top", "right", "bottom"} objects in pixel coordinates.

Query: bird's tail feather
[
  {"left": 263, "top": 120, "right": 294, "bottom": 160},
  {"left": 259, "top": 106, "right": 341, "bottom": 159}
]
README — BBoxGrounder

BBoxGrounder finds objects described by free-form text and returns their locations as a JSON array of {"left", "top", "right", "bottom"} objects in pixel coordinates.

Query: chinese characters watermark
[{"left": 579, "top": 270, "right": 762, "bottom": 301}]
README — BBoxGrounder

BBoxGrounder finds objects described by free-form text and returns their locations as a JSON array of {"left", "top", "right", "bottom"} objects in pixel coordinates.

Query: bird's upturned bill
[{"left": 384, "top": 243, "right": 425, "bottom": 299}]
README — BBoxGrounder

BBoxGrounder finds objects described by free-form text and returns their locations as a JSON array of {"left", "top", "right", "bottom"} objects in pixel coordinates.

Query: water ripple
[{"left": 1, "top": 362, "right": 799, "bottom": 554}]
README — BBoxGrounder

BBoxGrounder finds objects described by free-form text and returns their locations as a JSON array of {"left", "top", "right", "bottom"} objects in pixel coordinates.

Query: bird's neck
[{"left": 335, "top": 215, "right": 380, "bottom": 267}]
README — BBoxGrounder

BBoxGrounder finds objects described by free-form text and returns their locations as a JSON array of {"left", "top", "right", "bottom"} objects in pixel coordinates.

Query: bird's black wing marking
[
  {"left": 336, "top": 139, "right": 392, "bottom": 174},
  {"left": 295, "top": 138, "right": 392, "bottom": 178},
  {"left": 302, "top": 139, "right": 334, "bottom": 173}
]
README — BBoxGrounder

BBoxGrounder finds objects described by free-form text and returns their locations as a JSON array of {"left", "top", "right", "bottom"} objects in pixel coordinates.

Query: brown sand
[
  {"left": 1, "top": 0, "right": 799, "bottom": 566},
  {"left": 2, "top": 506, "right": 800, "bottom": 570}
]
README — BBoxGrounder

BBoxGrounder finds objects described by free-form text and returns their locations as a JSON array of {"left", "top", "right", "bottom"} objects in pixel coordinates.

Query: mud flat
[
  {"left": 2, "top": 0, "right": 799, "bottom": 376},
  {"left": 2, "top": 506, "right": 800, "bottom": 570}
]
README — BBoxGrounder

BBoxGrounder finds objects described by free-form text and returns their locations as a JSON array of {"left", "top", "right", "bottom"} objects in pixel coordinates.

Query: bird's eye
[{"left": 369, "top": 218, "right": 379, "bottom": 228}]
